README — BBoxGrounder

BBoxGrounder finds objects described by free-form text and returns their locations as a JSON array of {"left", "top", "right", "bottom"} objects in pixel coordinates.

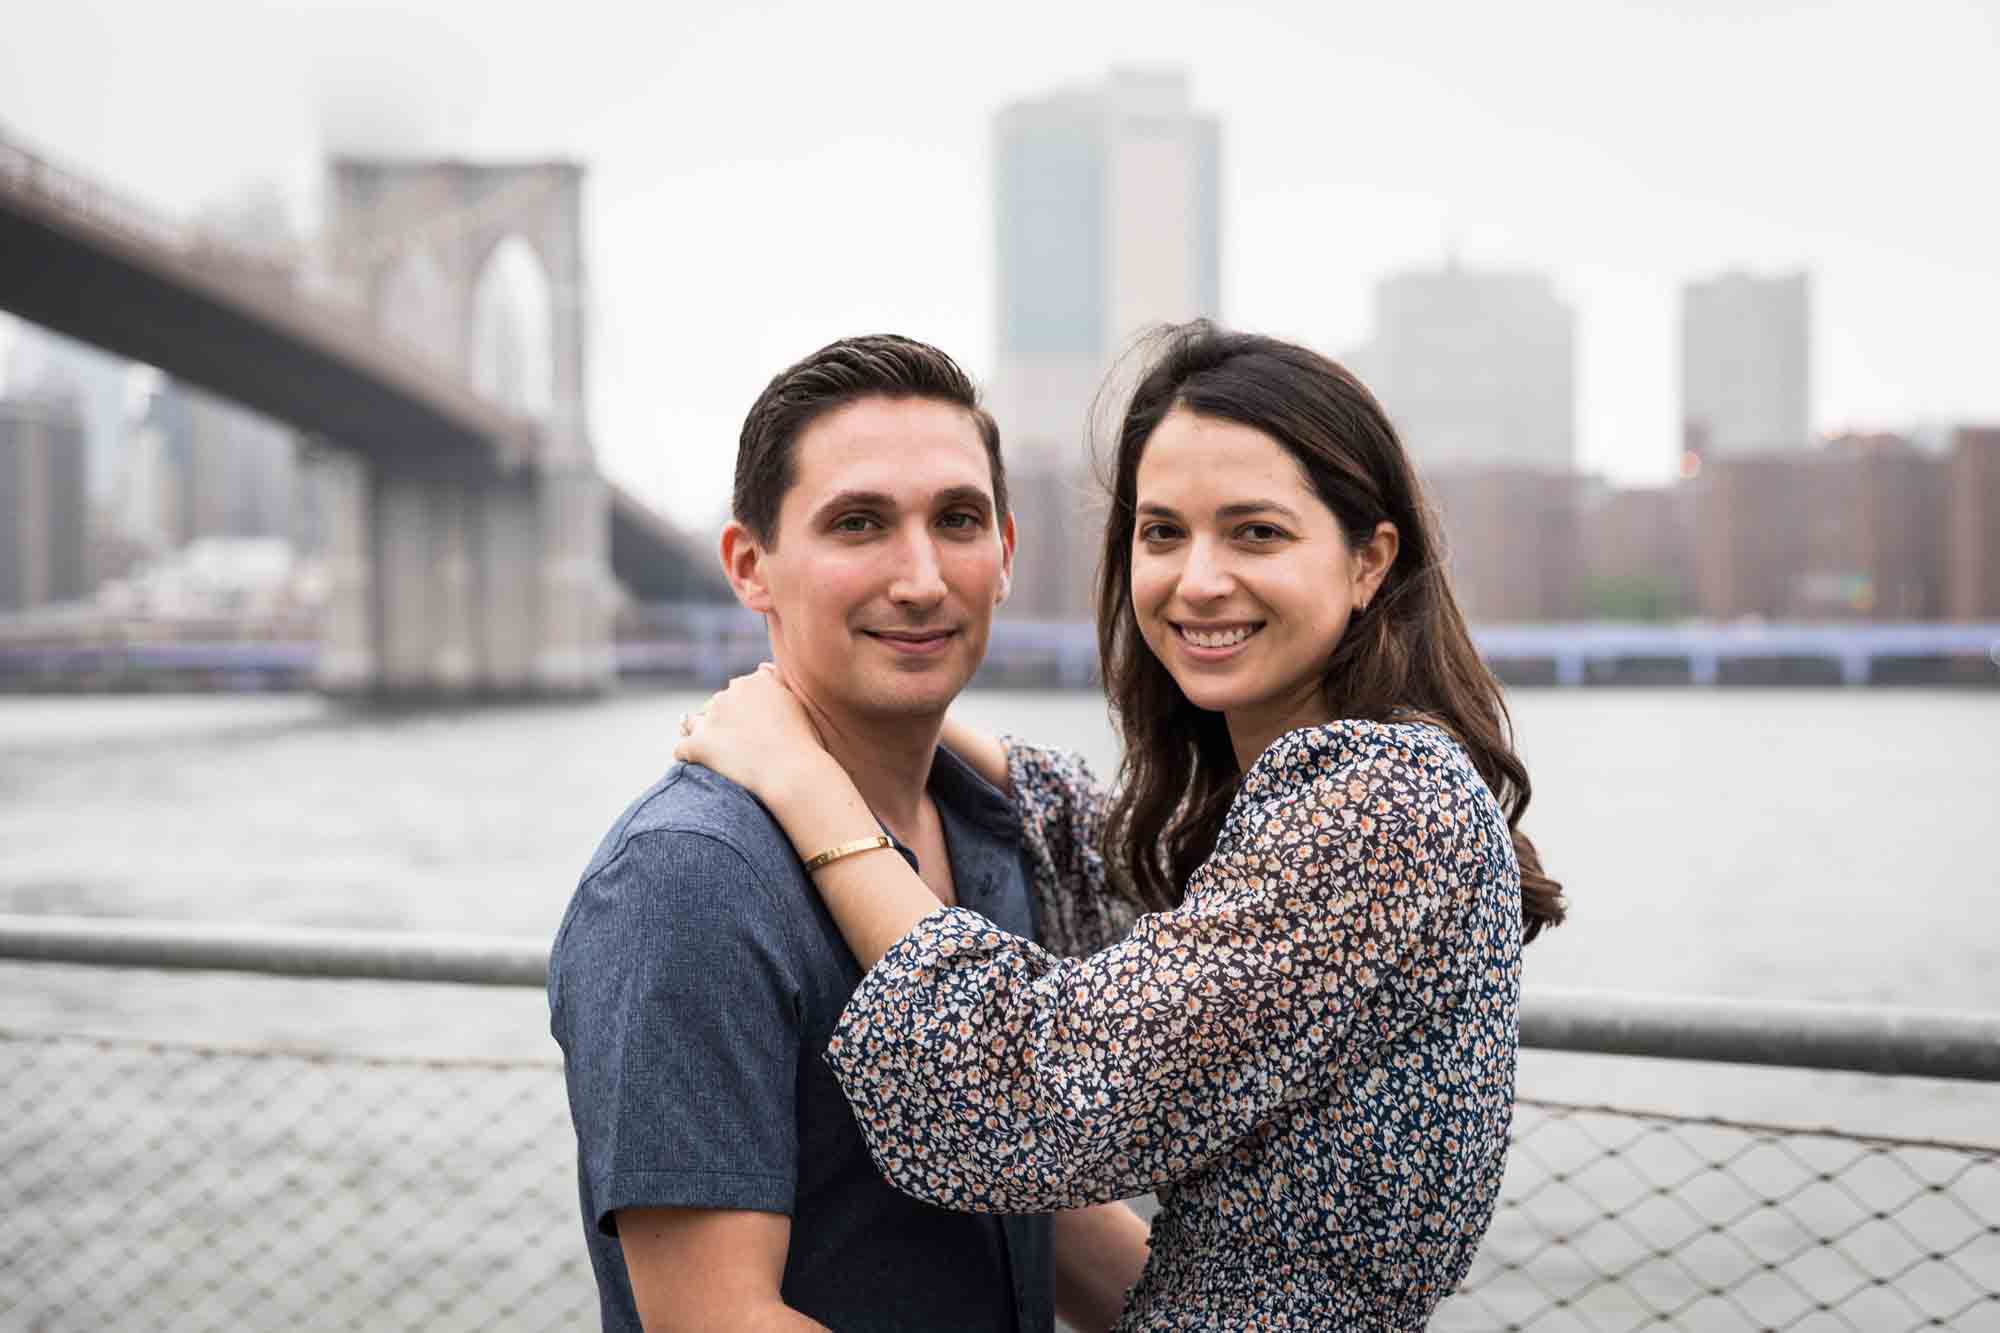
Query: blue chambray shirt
[{"left": 549, "top": 746, "right": 1051, "bottom": 1332}]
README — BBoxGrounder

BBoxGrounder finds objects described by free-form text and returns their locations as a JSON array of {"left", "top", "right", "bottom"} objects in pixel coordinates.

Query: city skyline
[
  {"left": 1350, "top": 260, "right": 1577, "bottom": 474},
  {"left": 993, "top": 67, "right": 1221, "bottom": 458},
  {"left": 3, "top": 0, "right": 1997, "bottom": 531}
]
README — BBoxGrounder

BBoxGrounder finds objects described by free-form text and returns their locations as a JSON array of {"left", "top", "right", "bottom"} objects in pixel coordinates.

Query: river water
[{"left": 4, "top": 686, "right": 1997, "bottom": 1138}]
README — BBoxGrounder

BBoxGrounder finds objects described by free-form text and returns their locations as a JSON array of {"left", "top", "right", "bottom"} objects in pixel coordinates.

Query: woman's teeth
[{"left": 1181, "top": 625, "right": 1255, "bottom": 648}]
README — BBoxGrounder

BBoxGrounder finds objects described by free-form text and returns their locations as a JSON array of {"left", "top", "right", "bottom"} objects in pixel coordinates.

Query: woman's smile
[{"left": 1171, "top": 621, "right": 1264, "bottom": 659}]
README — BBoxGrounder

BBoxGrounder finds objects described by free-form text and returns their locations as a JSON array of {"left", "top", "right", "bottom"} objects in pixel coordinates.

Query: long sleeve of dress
[
  {"left": 826, "top": 721, "right": 1515, "bottom": 1217},
  {"left": 1000, "top": 738, "right": 1137, "bottom": 958}
]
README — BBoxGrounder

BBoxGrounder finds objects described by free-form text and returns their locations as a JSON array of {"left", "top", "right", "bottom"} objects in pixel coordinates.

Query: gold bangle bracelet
[{"left": 802, "top": 834, "right": 894, "bottom": 873}]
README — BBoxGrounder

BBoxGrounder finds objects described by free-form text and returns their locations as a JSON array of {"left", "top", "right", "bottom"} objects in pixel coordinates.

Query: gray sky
[{"left": 4, "top": 0, "right": 1996, "bottom": 529}]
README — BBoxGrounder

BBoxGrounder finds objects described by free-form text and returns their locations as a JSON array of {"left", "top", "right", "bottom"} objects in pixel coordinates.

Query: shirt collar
[
  {"left": 928, "top": 743, "right": 1022, "bottom": 845},
  {"left": 875, "top": 743, "right": 1021, "bottom": 878}
]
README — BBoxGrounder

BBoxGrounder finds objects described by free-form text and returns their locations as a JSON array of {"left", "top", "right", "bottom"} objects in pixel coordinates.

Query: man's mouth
[
  {"left": 1173, "top": 622, "right": 1262, "bottom": 651},
  {"left": 863, "top": 628, "right": 959, "bottom": 655}
]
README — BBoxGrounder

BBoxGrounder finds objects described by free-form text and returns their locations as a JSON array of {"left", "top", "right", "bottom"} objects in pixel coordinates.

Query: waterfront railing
[{"left": 3, "top": 914, "right": 1996, "bottom": 1331}]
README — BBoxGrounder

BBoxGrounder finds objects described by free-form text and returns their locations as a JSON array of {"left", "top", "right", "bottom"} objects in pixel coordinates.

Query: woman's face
[{"left": 1129, "top": 407, "right": 1395, "bottom": 760}]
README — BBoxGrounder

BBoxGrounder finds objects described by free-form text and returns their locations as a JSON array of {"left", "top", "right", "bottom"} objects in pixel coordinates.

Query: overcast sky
[{"left": 4, "top": 0, "right": 1996, "bottom": 529}]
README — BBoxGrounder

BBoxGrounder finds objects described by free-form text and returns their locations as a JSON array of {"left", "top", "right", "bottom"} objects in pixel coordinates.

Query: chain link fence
[
  {"left": 2, "top": 910, "right": 1996, "bottom": 1331},
  {"left": 0, "top": 1028, "right": 591, "bottom": 1333},
  {"left": 6, "top": 1024, "right": 1996, "bottom": 1332},
  {"left": 1434, "top": 1100, "right": 1999, "bottom": 1331}
]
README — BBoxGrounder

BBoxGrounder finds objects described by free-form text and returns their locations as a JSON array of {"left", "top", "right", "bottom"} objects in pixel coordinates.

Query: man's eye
[
  {"left": 937, "top": 511, "right": 982, "bottom": 531},
  {"left": 832, "top": 514, "right": 878, "bottom": 533}
]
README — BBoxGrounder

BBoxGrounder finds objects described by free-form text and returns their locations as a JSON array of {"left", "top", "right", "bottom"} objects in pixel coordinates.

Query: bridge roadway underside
[
  {"left": 2, "top": 195, "right": 728, "bottom": 687},
  {"left": 0, "top": 192, "right": 502, "bottom": 477}
]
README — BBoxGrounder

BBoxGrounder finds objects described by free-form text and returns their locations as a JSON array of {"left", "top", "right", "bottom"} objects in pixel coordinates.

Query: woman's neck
[{"left": 1224, "top": 683, "right": 1335, "bottom": 772}]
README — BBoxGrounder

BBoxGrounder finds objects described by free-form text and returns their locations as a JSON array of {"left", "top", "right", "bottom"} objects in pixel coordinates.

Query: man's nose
[{"left": 887, "top": 528, "right": 948, "bottom": 609}]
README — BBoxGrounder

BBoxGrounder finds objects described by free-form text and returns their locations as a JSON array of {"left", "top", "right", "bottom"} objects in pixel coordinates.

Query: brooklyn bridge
[{"left": 0, "top": 124, "right": 724, "bottom": 699}]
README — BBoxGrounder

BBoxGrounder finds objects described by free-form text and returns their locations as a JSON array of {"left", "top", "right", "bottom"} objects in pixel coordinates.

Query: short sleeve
[
  {"left": 826, "top": 731, "right": 1488, "bottom": 1214},
  {"left": 550, "top": 830, "right": 801, "bottom": 1234},
  {"left": 1002, "top": 738, "right": 1138, "bottom": 958}
]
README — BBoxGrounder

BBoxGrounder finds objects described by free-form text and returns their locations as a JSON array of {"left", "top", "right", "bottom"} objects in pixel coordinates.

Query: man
[{"left": 549, "top": 334, "right": 1150, "bottom": 1332}]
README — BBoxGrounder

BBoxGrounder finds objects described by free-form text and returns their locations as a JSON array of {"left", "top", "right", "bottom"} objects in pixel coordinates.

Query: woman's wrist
[
  {"left": 764, "top": 752, "right": 879, "bottom": 858},
  {"left": 756, "top": 749, "right": 847, "bottom": 817}
]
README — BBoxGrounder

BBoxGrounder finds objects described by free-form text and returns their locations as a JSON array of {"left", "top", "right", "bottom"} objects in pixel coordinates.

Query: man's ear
[
  {"left": 995, "top": 511, "right": 1017, "bottom": 607},
  {"left": 718, "top": 520, "right": 774, "bottom": 613}
]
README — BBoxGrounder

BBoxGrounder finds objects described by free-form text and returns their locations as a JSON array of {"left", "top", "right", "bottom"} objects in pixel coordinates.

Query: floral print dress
[{"left": 826, "top": 720, "right": 1524, "bottom": 1332}]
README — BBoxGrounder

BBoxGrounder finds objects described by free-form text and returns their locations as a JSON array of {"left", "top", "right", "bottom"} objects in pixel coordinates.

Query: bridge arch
[{"left": 468, "top": 234, "right": 554, "bottom": 423}]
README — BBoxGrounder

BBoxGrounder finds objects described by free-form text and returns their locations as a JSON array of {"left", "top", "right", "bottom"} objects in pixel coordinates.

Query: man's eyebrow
[
  {"left": 810, "top": 489, "right": 896, "bottom": 521},
  {"left": 933, "top": 485, "right": 995, "bottom": 514}
]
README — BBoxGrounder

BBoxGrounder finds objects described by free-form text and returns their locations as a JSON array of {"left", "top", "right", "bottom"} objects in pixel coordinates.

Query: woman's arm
[
  {"left": 1002, "top": 740, "right": 1134, "bottom": 958},
  {"left": 938, "top": 714, "right": 1010, "bottom": 793},
  {"left": 820, "top": 732, "right": 1505, "bottom": 1214},
  {"left": 938, "top": 708, "right": 1134, "bottom": 959},
  {"left": 675, "top": 669, "right": 963, "bottom": 968}
]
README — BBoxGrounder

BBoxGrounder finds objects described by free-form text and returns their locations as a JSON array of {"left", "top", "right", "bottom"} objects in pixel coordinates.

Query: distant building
[
  {"left": 1947, "top": 426, "right": 2000, "bottom": 621},
  {"left": 1681, "top": 270, "right": 1810, "bottom": 460},
  {"left": 1351, "top": 262, "right": 1576, "bottom": 474},
  {"left": 1428, "top": 467, "right": 1583, "bottom": 623},
  {"left": 1691, "top": 437, "right": 1945, "bottom": 621},
  {"left": 134, "top": 379, "right": 298, "bottom": 550},
  {"left": 1580, "top": 483, "right": 1691, "bottom": 620},
  {"left": 2, "top": 321, "right": 129, "bottom": 502},
  {"left": 1691, "top": 455, "right": 1806, "bottom": 620},
  {"left": 992, "top": 67, "right": 1221, "bottom": 617},
  {"left": 1799, "top": 435, "right": 1945, "bottom": 620},
  {"left": 0, "top": 396, "right": 91, "bottom": 612}
]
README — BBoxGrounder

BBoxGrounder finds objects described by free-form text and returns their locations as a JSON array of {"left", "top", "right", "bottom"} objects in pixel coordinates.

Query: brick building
[
  {"left": 1427, "top": 466, "right": 1582, "bottom": 623},
  {"left": 1691, "top": 437, "right": 1946, "bottom": 620},
  {"left": 1947, "top": 426, "right": 2000, "bottom": 620},
  {"left": 1580, "top": 483, "right": 1690, "bottom": 619}
]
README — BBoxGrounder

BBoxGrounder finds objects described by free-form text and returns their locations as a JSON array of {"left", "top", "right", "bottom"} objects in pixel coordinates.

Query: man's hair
[{"left": 732, "top": 334, "right": 1008, "bottom": 545}]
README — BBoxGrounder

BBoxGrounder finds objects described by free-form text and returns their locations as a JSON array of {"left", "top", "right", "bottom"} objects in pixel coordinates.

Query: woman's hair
[{"left": 1094, "top": 320, "right": 1565, "bottom": 941}]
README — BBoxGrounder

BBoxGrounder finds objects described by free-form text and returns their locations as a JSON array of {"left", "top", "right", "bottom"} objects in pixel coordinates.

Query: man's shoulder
[
  {"left": 551, "top": 764, "right": 806, "bottom": 995},
  {"left": 581, "top": 761, "right": 795, "bottom": 888}
]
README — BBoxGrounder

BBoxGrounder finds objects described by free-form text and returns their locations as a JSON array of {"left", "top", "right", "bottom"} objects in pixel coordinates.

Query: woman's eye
[
  {"left": 1239, "top": 523, "right": 1284, "bottom": 542},
  {"left": 1138, "top": 523, "right": 1180, "bottom": 543}
]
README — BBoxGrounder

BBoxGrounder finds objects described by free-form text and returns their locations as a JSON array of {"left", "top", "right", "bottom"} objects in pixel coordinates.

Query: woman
[{"left": 678, "top": 322, "right": 1565, "bottom": 1330}]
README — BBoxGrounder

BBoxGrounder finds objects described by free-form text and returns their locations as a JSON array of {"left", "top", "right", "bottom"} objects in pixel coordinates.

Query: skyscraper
[
  {"left": 1351, "top": 261, "right": 1577, "bottom": 474},
  {"left": 991, "top": 67, "right": 1221, "bottom": 616},
  {"left": 0, "top": 395, "right": 90, "bottom": 612},
  {"left": 1681, "top": 269, "right": 1810, "bottom": 459}
]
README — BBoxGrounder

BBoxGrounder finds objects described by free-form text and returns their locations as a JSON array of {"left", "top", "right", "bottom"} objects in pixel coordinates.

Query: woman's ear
[{"left": 1357, "top": 520, "right": 1400, "bottom": 605}]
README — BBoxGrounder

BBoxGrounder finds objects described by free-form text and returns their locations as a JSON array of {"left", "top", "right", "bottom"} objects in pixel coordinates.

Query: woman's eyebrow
[
  {"left": 1136, "top": 499, "right": 1304, "bottom": 522},
  {"left": 1214, "top": 500, "right": 1304, "bottom": 523}
]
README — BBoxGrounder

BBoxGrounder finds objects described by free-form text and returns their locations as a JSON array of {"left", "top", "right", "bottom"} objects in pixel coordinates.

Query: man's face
[{"left": 728, "top": 396, "right": 1014, "bottom": 724}]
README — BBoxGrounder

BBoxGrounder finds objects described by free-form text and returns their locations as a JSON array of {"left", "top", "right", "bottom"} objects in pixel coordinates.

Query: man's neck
[{"left": 807, "top": 702, "right": 942, "bottom": 844}]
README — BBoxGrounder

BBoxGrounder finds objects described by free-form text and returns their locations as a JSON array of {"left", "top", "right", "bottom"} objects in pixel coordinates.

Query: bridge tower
[{"left": 313, "top": 158, "right": 614, "bottom": 697}]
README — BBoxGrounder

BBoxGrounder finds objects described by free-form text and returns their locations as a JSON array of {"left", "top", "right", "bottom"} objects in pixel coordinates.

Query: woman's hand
[
  {"left": 674, "top": 665, "right": 837, "bottom": 811},
  {"left": 676, "top": 666, "right": 938, "bottom": 966}
]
